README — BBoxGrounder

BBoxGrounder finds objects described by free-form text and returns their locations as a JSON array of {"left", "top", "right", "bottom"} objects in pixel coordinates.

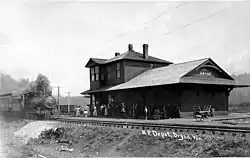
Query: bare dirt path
[{"left": 14, "top": 121, "right": 59, "bottom": 144}]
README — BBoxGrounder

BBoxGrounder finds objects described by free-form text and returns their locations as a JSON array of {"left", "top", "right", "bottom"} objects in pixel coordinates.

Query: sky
[{"left": 0, "top": 0, "right": 250, "bottom": 96}]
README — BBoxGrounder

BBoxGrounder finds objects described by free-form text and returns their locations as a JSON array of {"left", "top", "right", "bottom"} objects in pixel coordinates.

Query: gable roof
[
  {"left": 82, "top": 58, "right": 212, "bottom": 94},
  {"left": 186, "top": 58, "right": 235, "bottom": 80},
  {"left": 108, "top": 58, "right": 210, "bottom": 90},
  {"left": 82, "top": 58, "right": 250, "bottom": 94}
]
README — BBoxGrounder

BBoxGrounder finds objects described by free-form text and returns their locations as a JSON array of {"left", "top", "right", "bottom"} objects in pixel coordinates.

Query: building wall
[
  {"left": 90, "top": 80, "right": 100, "bottom": 90},
  {"left": 89, "top": 60, "right": 170, "bottom": 90},
  {"left": 124, "top": 60, "right": 168, "bottom": 82},
  {"left": 105, "top": 61, "right": 125, "bottom": 86},
  {"left": 90, "top": 61, "right": 125, "bottom": 90},
  {"left": 0, "top": 95, "right": 22, "bottom": 112},
  {"left": 0, "top": 96, "right": 11, "bottom": 111},
  {"left": 180, "top": 84, "right": 228, "bottom": 117},
  {"left": 91, "top": 83, "right": 229, "bottom": 118}
]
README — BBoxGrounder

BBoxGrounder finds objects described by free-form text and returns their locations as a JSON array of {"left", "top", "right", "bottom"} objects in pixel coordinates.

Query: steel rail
[{"left": 54, "top": 118, "right": 250, "bottom": 135}]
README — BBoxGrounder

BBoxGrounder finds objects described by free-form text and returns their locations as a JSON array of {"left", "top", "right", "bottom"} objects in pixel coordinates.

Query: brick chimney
[
  {"left": 128, "top": 44, "right": 133, "bottom": 51},
  {"left": 143, "top": 44, "right": 148, "bottom": 59},
  {"left": 115, "top": 52, "right": 120, "bottom": 56}
]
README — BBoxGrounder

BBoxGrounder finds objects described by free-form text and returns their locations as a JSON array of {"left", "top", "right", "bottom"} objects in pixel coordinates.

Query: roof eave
[
  {"left": 106, "top": 58, "right": 173, "bottom": 64},
  {"left": 233, "top": 84, "right": 250, "bottom": 88},
  {"left": 85, "top": 63, "right": 104, "bottom": 68},
  {"left": 85, "top": 58, "right": 107, "bottom": 68}
]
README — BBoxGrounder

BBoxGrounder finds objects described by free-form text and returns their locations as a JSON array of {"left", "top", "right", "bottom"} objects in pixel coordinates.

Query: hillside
[
  {"left": 230, "top": 73, "right": 250, "bottom": 104},
  {"left": 0, "top": 73, "right": 30, "bottom": 94},
  {"left": 0, "top": 72, "right": 248, "bottom": 105}
]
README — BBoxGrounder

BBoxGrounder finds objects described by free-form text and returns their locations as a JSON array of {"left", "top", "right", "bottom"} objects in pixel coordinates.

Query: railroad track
[{"left": 54, "top": 117, "right": 250, "bottom": 138}]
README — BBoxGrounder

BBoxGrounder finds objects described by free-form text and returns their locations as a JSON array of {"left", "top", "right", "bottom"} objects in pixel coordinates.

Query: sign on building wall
[{"left": 199, "top": 68, "right": 212, "bottom": 76}]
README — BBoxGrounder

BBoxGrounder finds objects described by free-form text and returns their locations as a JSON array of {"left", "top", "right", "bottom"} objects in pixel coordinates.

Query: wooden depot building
[{"left": 81, "top": 44, "right": 249, "bottom": 119}]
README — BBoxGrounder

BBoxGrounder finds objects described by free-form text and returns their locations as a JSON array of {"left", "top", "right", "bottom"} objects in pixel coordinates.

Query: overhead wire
[
  {"left": 102, "top": 2, "right": 235, "bottom": 52},
  {"left": 104, "top": 2, "right": 189, "bottom": 45},
  {"left": 163, "top": 4, "right": 232, "bottom": 35}
]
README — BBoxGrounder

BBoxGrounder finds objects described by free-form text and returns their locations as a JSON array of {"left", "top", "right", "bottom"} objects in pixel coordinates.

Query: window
[
  {"left": 100, "top": 67, "right": 104, "bottom": 80},
  {"left": 107, "top": 66, "right": 111, "bottom": 80},
  {"left": 91, "top": 67, "right": 95, "bottom": 81},
  {"left": 116, "top": 63, "right": 121, "bottom": 78},
  {"left": 95, "top": 66, "right": 99, "bottom": 81}
]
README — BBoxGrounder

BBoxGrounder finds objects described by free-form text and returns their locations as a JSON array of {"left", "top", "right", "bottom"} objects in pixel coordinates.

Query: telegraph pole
[
  {"left": 57, "top": 86, "right": 60, "bottom": 111},
  {"left": 66, "top": 92, "right": 71, "bottom": 113},
  {"left": 52, "top": 86, "right": 63, "bottom": 112}
]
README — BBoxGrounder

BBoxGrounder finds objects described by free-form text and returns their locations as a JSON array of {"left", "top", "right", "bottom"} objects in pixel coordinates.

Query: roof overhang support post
[{"left": 227, "top": 87, "right": 234, "bottom": 96}]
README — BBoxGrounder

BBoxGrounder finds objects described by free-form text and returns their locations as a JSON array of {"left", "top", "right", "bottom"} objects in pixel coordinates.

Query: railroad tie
[
  {"left": 220, "top": 132, "right": 225, "bottom": 136},
  {"left": 241, "top": 133, "right": 246, "bottom": 137}
]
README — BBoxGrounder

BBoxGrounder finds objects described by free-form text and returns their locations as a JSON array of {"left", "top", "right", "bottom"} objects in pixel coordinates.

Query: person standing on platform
[
  {"left": 76, "top": 105, "right": 80, "bottom": 117},
  {"left": 132, "top": 104, "right": 135, "bottom": 118},
  {"left": 162, "top": 104, "right": 167, "bottom": 119},
  {"left": 104, "top": 104, "right": 108, "bottom": 117},
  {"left": 121, "top": 103, "right": 126, "bottom": 119},
  {"left": 84, "top": 109, "right": 88, "bottom": 118},
  {"left": 144, "top": 106, "right": 148, "bottom": 120},
  {"left": 107, "top": 104, "right": 111, "bottom": 117},
  {"left": 100, "top": 104, "right": 105, "bottom": 116},
  {"left": 93, "top": 105, "right": 97, "bottom": 117}
]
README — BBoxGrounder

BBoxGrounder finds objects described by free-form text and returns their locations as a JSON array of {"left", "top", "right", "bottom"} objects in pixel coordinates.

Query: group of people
[
  {"left": 91, "top": 102, "right": 127, "bottom": 118},
  {"left": 75, "top": 105, "right": 88, "bottom": 117},
  {"left": 144, "top": 104, "right": 182, "bottom": 119},
  {"left": 88, "top": 102, "right": 181, "bottom": 120}
]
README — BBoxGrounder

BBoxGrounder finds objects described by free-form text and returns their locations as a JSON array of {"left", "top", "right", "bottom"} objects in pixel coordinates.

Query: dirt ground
[
  {"left": 0, "top": 118, "right": 32, "bottom": 158},
  {"left": 1, "top": 117, "right": 250, "bottom": 158}
]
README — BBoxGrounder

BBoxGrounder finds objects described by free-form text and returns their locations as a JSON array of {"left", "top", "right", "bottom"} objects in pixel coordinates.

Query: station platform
[{"left": 57, "top": 113, "right": 250, "bottom": 128}]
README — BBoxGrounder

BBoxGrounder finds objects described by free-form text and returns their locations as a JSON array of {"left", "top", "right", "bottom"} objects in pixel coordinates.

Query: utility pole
[
  {"left": 57, "top": 86, "right": 60, "bottom": 112},
  {"left": 66, "top": 92, "right": 71, "bottom": 113},
  {"left": 51, "top": 86, "right": 63, "bottom": 112}
]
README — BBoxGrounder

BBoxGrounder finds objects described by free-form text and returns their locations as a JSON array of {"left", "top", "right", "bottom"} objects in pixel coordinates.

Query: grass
[
  {"left": 28, "top": 124, "right": 250, "bottom": 157},
  {"left": 2, "top": 117, "right": 250, "bottom": 157}
]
